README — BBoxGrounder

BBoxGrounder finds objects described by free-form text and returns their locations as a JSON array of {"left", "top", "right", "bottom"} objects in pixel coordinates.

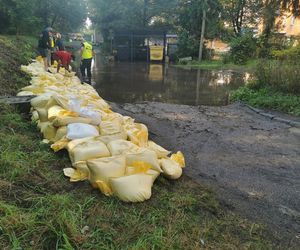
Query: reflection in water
[
  {"left": 92, "top": 56, "right": 249, "bottom": 106},
  {"left": 149, "top": 64, "right": 163, "bottom": 81}
]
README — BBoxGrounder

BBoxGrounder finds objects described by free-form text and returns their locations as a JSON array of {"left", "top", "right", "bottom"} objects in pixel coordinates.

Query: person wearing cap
[
  {"left": 38, "top": 27, "right": 53, "bottom": 71},
  {"left": 55, "top": 33, "right": 65, "bottom": 51},
  {"left": 52, "top": 50, "right": 75, "bottom": 73},
  {"left": 80, "top": 39, "right": 95, "bottom": 84}
]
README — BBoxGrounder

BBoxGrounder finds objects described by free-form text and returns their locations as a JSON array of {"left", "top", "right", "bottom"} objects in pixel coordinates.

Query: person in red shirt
[{"left": 52, "top": 50, "right": 75, "bottom": 73}]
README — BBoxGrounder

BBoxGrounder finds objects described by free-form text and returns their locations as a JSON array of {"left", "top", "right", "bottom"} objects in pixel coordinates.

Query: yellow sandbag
[
  {"left": 126, "top": 161, "right": 151, "bottom": 174},
  {"left": 41, "top": 122, "right": 57, "bottom": 142},
  {"left": 53, "top": 126, "right": 68, "bottom": 142},
  {"left": 31, "top": 94, "right": 52, "bottom": 108},
  {"left": 48, "top": 105, "right": 66, "bottom": 121},
  {"left": 102, "top": 112, "right": 125, "bottom": 124},
  {"left": 36, "top": 56, "right": 43, "bottom": 63},
  {"left": 110, "top": 174, "right": 153, "bottom": 202},
  {"left": 107, "top": 139, "right": 139, "bottom": 155},
  {"left": 21, "top": 85, "right": 45, "bottom": 94},
  {"left": 64, "top": 161, "right": 90, "bottom": 182},
  {"left": 36, "top": 108, "right": 48, "bottom": 122},
  {"left": 98, "top": 131, "right": 128, "bottom": 144},
  {"left": 45, "top": 94, "right": 69, "bottom": 109},
  {"left": 126, "top": 148, "right": 162, "bottom": 173},
  {"left": 146, "top": 169, "right": 160, "bottom": 182},
  {"left": 159, "top": 158, "right": 182, "bottom": 180},
  {"left": 170, "top": 151, "right": 185, "bottom": 168},
  {"left": 52, "top": 115, "right": 92, "bottom": 127},
  {"left": 51, "top": 137, "right": 69, "bottom": 152},
  {"left": 125, "top": 164, "right": 160, "bottom": 182},
  {"left": 87, "top": 155, "right": 126, "bottom": 190},
  {"left": 37, "top": 121, "right": 47, "bottom": 131},
  {"left": 88, "top": 99, "right": 110, "bottom": 110},
  {"left": 126, "top": 123, "right": 148, "bottom": 147},
  {"left": 147, "top": 141, "right": 171, "bottom": 158},
  {"left": 74, "top": 161, "right": 90, "bottom": 179},
  {"left": 63, "top": 168, "right": 86, "bottom": 182},
  {"left": 99, "top": 121, "right": 124, "bottom": 135},
  {"left": 122, "top": 116, "right": 135, "bottom": 125},
  {"left": 66, "top": 136, "right": 95, "bottom": 151},
  {"left": 69, "top": 138, "right": 110, "bottom": 163}
]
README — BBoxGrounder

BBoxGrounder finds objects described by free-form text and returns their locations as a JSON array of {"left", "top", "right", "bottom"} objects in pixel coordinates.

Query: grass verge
[
  {"left": 0, "top": 35, "right": 36, "bottom": 96},
  {"left": 230, "top": 86, "right": 300, "bottom": 116}
]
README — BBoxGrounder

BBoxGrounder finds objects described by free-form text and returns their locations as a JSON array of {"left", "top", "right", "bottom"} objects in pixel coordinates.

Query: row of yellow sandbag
[{"left": 21, "top": 59, "right": 186, "bottom": 202}]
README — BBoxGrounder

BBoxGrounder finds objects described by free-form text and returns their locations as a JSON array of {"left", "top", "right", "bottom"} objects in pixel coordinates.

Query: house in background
[{"left": 209, "top": 11, "right": 300, "bottom": 55}]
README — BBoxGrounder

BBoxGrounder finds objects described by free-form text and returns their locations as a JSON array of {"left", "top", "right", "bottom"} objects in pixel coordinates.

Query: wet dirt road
[{"left": 112, "top": 101, "right": 300, "bottom": 247}]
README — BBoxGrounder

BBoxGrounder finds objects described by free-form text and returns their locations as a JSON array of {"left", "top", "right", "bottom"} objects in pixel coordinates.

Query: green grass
[
  {"left": 231, "top": 86, "right": 300, "bottom": 116},
  {"left": 0, "top": 104, "right": 275, "bottom": 249},
  {"left": 0, "top": 35, "right": 36, "bottom": 96},
  {"left": 175, "top": 59, "right": 257, "bottom": 71}
]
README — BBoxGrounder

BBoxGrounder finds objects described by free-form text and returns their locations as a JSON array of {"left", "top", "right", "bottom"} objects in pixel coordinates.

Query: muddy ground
[{"left": 112, "top": 101, "right": 300, "bottom": 246}]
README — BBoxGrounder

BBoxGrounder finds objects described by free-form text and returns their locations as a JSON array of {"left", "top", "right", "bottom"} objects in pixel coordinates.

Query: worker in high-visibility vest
[
  {"left": 80, "top": 39, "right": 95, "bottom": 84},
  {"left": 49, "top": 33, "right": 55, "bottom": 66}
]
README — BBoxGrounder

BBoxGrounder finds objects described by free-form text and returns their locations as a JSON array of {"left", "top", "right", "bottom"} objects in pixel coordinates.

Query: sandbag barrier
[{"left": 19, "top": 57, "right": 186, "bottom": 202}]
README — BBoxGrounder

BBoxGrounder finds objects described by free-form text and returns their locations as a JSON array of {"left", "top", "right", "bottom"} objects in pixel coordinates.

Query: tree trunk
[{"left": 198, "top": 1, "right": 207, "bottom": 61}]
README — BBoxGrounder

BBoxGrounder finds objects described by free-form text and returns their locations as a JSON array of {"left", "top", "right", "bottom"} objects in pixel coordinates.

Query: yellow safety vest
[
  {"left": 51, "top": 37, "right": 54, "bottom": 48},
  {"left": 82, "top": 42, "right": 93, "bottom": 59}
]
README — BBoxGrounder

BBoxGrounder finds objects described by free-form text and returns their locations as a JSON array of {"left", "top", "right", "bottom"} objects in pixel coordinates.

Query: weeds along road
[{"left": 112, "top": 101, "right": 300, "bottom": 246}]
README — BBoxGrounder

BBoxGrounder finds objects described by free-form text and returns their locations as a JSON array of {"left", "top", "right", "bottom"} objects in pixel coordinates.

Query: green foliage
[
  {"left": 231, "top": 86, "right": 300, "bottom": 116},
  {"left": 220, "top": 0, "right": 262, "bottom": 36},
  {"left": 90, "top": 0, "right": 178, "bottom": 38},
  {"left": 254, "top": 59, "right": 300, "bottom": 94},
  {"left": 0, "top": 0, "right": 87, "bottom": 35},
  {"left": 229, "top": 33, "right": 257, "bottom": 64},
  {"left": 175, "top": 0, "right": 224, "bottom": 59},
  {"left": 176, "top": 30, "right": 200, "bottom": 59},
  {"left": 271, "top": 42, "right": 300, "bottom": 60}
]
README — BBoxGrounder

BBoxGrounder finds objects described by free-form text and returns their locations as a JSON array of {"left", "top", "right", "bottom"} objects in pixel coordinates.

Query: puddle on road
[{"left": 92, "top": 58, "right": 250, "bottom": 106}]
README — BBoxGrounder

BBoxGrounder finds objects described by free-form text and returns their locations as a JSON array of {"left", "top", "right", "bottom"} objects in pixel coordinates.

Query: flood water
[{"left": 92, "top": 57, "right": 250, "bottom": 106}]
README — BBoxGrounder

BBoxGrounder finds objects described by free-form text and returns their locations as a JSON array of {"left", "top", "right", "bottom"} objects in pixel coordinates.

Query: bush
[
  {"left": 271, "top": 43, "right": 300, "bottom": 61},
  {"left": 254, "top": 59, "right": 300, "bottom": 94},
  {"left": 229, "top": 33, "right": 257, "bottom": 64}
]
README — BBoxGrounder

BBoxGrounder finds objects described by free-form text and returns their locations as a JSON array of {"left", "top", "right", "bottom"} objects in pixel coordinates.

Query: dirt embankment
[
  {"left": 112, "top": 101, "right": 300, "bottom": 247},
  {"left": 0, "top": 36, "right": 36, "bottom": 96}
]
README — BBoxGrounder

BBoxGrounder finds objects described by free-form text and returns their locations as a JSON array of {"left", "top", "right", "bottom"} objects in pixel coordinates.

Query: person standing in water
[{"left": 80, "top": 39, "right": 95, "bottom": 84}]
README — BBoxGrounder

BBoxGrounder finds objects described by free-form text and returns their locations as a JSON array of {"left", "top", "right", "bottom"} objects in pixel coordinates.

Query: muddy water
[{"left": 92, "top": 59, "right": 250, "bottom": 106}]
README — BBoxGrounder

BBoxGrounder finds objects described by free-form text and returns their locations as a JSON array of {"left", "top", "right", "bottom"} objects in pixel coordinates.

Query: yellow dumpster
[{"left": 150, "top": 46, "right": 164, "bottom": 61}]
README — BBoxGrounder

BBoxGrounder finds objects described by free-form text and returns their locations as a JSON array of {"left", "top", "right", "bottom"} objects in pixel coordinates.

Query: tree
[
  {"left": 221, "top": 0, "right": 263, "bottom": 36},
  {"left": 199, "top": 0, "right": 207, "bottom": 61},
  {"left": 0, "top": 0, "right": 87, "bottom": 35},
  {"left": 176, "top": 0, "right": 223, "bottom": 58},
  {"left": 36, "top": 0, "right": 87, "bottom": 33}
]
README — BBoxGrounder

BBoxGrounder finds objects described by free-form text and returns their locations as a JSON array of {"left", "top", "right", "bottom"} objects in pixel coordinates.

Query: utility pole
[{"left": 198, "top": 0, "right": 207, "bottom": 62}]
